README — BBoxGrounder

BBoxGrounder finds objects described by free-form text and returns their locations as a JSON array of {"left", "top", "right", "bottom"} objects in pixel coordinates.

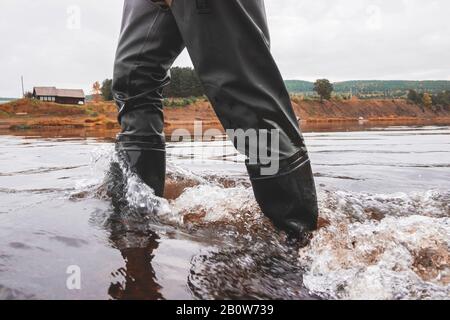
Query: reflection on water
[
  {"left": 106, "top": 212, "right": 162, "bottom": 300},
  {"left": 1, "top": 118, "right": 450, "bottom": 140},
  {"left": 0, "top": 123, "right": 449, "bottom": 300}
]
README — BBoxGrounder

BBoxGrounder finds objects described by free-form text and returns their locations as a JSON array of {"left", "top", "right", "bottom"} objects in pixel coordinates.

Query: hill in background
[{"left": 285, "top": 80, "right": 450, "bottom": 97}]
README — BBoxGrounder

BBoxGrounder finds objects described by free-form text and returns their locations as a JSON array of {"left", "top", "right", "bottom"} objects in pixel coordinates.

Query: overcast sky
[{"left": 1, "top": 0, "right": 449, "bottom": 97}]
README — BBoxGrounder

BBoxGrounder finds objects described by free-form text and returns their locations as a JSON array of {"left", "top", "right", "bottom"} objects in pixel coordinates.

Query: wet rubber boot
[
  {"left": 247, "top": 152, "right": 319, "bottom": 242},
  {"left": 114, "top": 107, "right": 168, "bottom": 197},
  {"left": 115, "top": 136, "right": 166, "bottom": 198}
]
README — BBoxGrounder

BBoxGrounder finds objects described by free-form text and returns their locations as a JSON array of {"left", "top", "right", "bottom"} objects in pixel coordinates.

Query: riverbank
[{"left": 1, "top": 98, "right": 450, "bottom": 135}]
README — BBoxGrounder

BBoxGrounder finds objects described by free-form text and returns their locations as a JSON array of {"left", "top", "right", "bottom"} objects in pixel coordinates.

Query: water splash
[
  {"left": 103, "top": 150, "right": 171, "bottom": 219},
  {"left": 299, "top": 190, "right": 450, "bottom": 300},
  {"left": 89, "top": 146, "right": 450, "bottom": 300},
  {"left": 318, "top": 189, "right": 450, "bottom": 224},
  {"left": 167, "top": 184, "right": 259, "bottom": 224}
]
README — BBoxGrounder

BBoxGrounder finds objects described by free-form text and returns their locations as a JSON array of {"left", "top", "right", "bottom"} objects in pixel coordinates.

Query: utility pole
[{"left": 21, "top": 76, "right": 25, "bottom": 98}]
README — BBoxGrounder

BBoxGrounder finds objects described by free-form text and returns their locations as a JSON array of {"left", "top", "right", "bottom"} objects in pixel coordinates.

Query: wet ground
[{"left": 0, "top": 123, "right": 449, "bottom": 300}]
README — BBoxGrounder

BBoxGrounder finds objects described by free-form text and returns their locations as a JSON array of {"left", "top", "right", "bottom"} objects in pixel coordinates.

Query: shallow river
[{"left": 0, "top": 124, "right": 449, "bottom": 300}]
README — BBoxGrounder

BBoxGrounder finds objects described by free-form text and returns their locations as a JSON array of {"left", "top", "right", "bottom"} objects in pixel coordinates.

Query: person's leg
[
  {"left": 112, "top": 0, "right": 184, "bottom": 197},
  {"left": 170, "top": 0, "right": 318, "bottom": 236}
]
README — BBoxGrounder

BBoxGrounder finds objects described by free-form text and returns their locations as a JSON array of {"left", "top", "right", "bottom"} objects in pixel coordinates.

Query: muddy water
[{"left": 0, "top": 124, "right": 449, "bottom": 300}]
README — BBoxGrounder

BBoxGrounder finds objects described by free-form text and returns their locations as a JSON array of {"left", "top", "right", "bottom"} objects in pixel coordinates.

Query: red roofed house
[{"left": 33, "top": 87, "right": 85, "bottom": 105}]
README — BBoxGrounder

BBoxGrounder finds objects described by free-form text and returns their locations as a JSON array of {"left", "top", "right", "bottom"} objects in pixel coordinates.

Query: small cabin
[{"left": 33, "top": 87, "right": 85, "bottom": 105}]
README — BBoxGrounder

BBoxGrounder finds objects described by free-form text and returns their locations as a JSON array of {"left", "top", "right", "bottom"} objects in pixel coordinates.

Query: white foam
[
  {"left": 299, "top": 215, "right": 450, "bottom": 300},
  {"left": 124, "top": 172, "right": 172, "bottom": 217},
  {"left": 169, "top": 184, "right": 259, "bottom": 223}
]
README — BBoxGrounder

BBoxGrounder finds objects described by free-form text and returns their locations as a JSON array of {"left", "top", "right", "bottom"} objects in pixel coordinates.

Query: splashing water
[
  {"left": 97, "top": 145, "right": 449, "bottom": 300},
  {"left": 297, "top": 190, "right": 450, "bottom": 300},
  {"left": 299, "top": 215, "right": 449, "bottom": 300}
]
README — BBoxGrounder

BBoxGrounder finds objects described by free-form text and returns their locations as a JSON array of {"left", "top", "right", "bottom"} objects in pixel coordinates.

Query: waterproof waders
[{"left": 112, "top": 0, "right": 318, "bottom": 238}]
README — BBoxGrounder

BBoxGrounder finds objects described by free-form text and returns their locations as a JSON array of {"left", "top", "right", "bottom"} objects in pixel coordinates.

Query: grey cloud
[{"left": 0, "top": 0, "right": 449, "bottom": 97}]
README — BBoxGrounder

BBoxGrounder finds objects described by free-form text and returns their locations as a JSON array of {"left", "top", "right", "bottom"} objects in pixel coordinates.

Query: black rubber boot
[
  {"left": 246, "top": 152, "right": 319, "bottom": 242},
  {"left": 115, "top": 134, "right": 166, "bottom": 198},
  {"left": 112, "top": 108, "right": 167, "bottom": 199}
]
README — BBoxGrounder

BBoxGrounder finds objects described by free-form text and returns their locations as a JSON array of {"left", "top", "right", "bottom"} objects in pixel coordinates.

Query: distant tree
[
  {"left": 422, "top": 93, "right": 433, "bottom": 109},
  {"left": 432, "top": 90, "right": 450, "bottom": 106},
  {"left": 101, "top": 79, "right": 113, "bottom": 101},
  {"left": 164, "top": 67, "right": 204, "bottom": 97},
  {"left": 313, "top": 79, "right": 333, "bottom": 102},
  {"left": 24, "top": 91, "right": 33, "bottom": 99},
  {"left": 407, "top": 89, "right": 422, "bottom": 104},
  {"left": 91, "top": 81, "right": 102, "bottom": 103}
]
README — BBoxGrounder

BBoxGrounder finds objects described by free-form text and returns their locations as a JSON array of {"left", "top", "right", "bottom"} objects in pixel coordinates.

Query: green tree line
[
  {"left": 407, "top": 89, "right": 450, "bottom": 108},
  {"left": 99, "top": 67, "right": 204, "bottom": 101},
  {"left": 164, "top": 67, "right": 204, "bottom": 97},
  {"left": 98, "top": 69, "right": 450, "bottom": 107},
  {"left": 286, "top": 80, "right": 450, "bottom": 95}
]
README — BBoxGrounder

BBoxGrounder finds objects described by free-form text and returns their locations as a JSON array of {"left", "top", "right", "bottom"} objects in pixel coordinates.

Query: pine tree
[{"left": 101, "top": 79, "right": 113, "bottom": 101}]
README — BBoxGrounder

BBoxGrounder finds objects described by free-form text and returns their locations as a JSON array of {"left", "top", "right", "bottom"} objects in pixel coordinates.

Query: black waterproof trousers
[{"left": 113, "top": 0, "right": 318, "bottom": 235}]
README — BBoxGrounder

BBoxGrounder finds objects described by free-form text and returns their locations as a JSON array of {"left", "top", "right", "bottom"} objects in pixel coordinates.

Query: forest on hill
[
  {"left": 74, "top": 68, "right": 450, "bottom": 102},
  {"left": 285, "top": 80, "right": 450, "bottom": 97}
]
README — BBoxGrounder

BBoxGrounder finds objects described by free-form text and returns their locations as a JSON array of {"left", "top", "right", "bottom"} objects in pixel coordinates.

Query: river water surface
[{"left": 0, "top": 124, "right": 449, "bottom": 300}]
